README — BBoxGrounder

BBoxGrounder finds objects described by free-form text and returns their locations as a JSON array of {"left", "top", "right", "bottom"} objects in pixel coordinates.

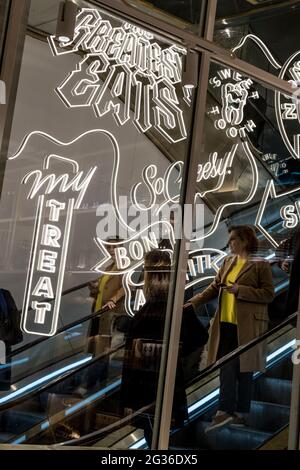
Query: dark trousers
[{"left": 217, "top": 323, "right": 253, "bottom": 414}]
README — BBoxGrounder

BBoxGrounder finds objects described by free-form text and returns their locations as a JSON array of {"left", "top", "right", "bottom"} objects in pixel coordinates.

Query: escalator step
[
  {"left": 249, "top": 401, "right": 290, "bottom": 433},
  {"left": 197, "top": 421, "right": 272, "bottom": 450}
]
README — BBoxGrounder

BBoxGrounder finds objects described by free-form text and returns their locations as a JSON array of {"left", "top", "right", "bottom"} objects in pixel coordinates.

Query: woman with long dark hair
[{"left": 120, "top": 249, "right": 207, "bottom": 446}]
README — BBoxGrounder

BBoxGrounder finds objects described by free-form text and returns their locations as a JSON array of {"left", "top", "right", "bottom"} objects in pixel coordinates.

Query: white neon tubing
[
  {"left": 50, "top": 198, "right": 75, "bottom": 336},
  {"left": 0, "top": 356, "right": 92, "bottom": 405},
  {"left": 21, "top": 195, "right": 44, "bottom": 335},
  {"left": 275, "top": 50, "right": 300, "bottom": 160},
  {"left": 196, "top": 145, "right": 237, "bottom": 199},
  {"left": 232, "top": 34, "right": 281, "bottom": 70},
  {"left": 92, "top": 220, "right": 173, "bottom": 274},
  {"left": 255, "top": 179, "right": 300, "bottom": 248},
  {"left": 9, "top": 129, "right": 135, "bottom": 234},
  {"left": 192, "top": 141, "right": 259, "bottom": 242}
]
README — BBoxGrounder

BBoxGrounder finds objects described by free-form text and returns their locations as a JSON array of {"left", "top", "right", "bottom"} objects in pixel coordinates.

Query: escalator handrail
[
  {"left": 55, "top": 403, "right": 153, "bottom": 447},
  {"left": 5, "top": 282, "right": 298, "bottom": 411},
  {"left": 0, "top": 338, "right": 126, "bottom": 413},
  {"left": 8, "top": 304, "right": 110, "bottom": 360},
  {"left": 188, "top": 310, "right": 297, "bottom": 388},
  {"left": 10, "top": 278, "right": 98, "bottom": 356},
  {"left": 7, "top": 302, "right": 293, "bottom": 413},
  {"left": 10, "top": 258, "right": 283, "bottom": 360}
]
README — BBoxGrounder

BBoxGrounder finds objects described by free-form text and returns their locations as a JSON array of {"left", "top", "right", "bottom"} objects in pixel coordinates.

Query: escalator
[
  {"left": 82, "top": 309, "right": 296, "bottom": 450},
  {"left": 170, "top": 319, "right": 294, "bottom": 450},
  {"left": 0, "top": 272, "right": 296, "bottom": 449},
  {"left": 0, "top": 281, "right": 118, "bottom": 410}
]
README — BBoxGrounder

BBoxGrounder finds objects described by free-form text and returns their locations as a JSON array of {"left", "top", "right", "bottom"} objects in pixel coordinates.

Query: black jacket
[{"left": 120, "top": 299, "right": 208, "bottom": 424}]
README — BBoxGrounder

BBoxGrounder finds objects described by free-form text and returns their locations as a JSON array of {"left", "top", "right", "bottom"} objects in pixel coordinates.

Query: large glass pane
[
  {"left": 0, "top": 0, "right": 197, "bottom": 449},
  {"left": 123, "top": 0, "right": 204, "bottom": 34},
  {"left": 166, "top": 59, "right": 300, "bottom": 448}
]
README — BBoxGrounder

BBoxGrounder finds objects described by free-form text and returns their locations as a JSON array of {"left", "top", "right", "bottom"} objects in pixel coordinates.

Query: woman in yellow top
[{"left": 186, "top": 225, "right": 274, "bottom": 430}]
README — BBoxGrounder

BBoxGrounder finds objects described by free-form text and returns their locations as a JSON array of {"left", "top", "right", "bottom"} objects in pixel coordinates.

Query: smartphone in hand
[{"left": 219, "top": 283, "right": 227, "bottom": 288}]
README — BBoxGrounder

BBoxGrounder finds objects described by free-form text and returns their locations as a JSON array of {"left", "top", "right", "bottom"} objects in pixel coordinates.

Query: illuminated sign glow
[
  {"left": 9, "top": 132, "right": 99, "bottom": 336},
  {"left": 232, "top": 33, "right": 300, "bottom": 160},
  {"left": 232, "top": 34, "right": 281, "bottom": 70},
  {"left": 130, "top": 161, "right": 183, "bottom": 212},
  {"left": 48, "top": 8, "right": 188, "bottom": 144},
  {"left": 92, "top": 222, "right": 174, "bottom": 276},
  {"left": 275, "top": 51, "right": 300, "bottom": 160},
  {"left": 193, "top": 141, "right": 259, "bottom": 242},
  {"left": 15, "top": 30, "right": 296, "bottom": 332},
  {"left": 208, "top": 67, "right": 259, "bottom": 139},
  {"left": 196, "top": 143, "right": 237, "bottom": 198}
]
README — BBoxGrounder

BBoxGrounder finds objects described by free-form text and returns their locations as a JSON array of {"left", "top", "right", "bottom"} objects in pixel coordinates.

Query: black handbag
[{"left": 181, "top": 304, "right": 209, "bottom": 357}]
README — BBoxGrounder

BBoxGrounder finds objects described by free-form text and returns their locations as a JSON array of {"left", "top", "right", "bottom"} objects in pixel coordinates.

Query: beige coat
[{"left": 190, "top": 256, "right": 275, "bottom": 372}]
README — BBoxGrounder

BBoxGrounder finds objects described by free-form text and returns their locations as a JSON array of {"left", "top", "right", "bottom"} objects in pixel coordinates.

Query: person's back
[
  {"left": 121, "top": 298, "right": 167, "bottom": 411},
  {"left": 120, "top": 250, "right": 188, "bottom": 444}
]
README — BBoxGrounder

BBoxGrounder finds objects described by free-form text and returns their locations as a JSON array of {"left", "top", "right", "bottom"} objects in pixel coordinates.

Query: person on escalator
[
  {"left": 120, "top": 249, "right": 208, "bottom": 448},
  {"left": 87, "top": 237, "right": 126, "bottom": 354},
  {"left": 185, "top": 225, "right": 274, "bottom": 431},
  {"left": 276, "top": 227, "right": 300, "bottom": 319}
]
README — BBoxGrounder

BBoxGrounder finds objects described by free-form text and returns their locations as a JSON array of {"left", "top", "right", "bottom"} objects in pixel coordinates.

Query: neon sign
[
  {"left": 14, "top": 30, "right": 299, "bottom": 331},
  {"left": 130, "top": 161, "right": 183, "bottom": 212},
  {"left": 48, "top": 8, "right": 188, "bottom": 144},
  {"left": 275, "top": 52, "right": 300, "bottom": 159},
  {"left": 9, "top": 133, "right": 97, "bottom": 336},
  {"left": 196, "top": 143, "right": 237, "bottom": 198},
  {"left": 193, "top": 141, "right": 259, "bottom": 242},
  {"left": 208, "top": 67, "right": 259, "bottom": 139},
  {"left": 255, "top": 179, "right": 300, "bottom": 247},
  {"left": 92, "top": 222, "right": 174, "bottom": 276},
  {"left": 123, "top": 248, "right": 226, "bottom": 316},
  {"left": 233, "top": 34, "right": 300, "bottom": 160}
]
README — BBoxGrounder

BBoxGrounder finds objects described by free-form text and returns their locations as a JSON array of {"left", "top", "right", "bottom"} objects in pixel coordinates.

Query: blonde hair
[{"left": 143, "top": 250, "right": 172, "bottom": 300}]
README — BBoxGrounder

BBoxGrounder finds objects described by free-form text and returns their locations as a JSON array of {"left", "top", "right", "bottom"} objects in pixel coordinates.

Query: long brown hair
[{"left": 143, "top": 250, "right": 172, "bottom": 300}]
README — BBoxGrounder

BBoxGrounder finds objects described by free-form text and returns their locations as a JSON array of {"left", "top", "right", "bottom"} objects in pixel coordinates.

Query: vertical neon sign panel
[{"left": 9, "top": 135, "right": 97, "bottom": 337}]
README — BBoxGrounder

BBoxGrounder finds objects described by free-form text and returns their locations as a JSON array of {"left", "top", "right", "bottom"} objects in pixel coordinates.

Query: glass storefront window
[{"left": 124, "top": 0, "right": 204, "bottom": 34}]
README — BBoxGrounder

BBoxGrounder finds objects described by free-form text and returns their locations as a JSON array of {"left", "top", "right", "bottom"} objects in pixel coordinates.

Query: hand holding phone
[{"left": 219, "top": 283, "right": 227, "bottom": 288}]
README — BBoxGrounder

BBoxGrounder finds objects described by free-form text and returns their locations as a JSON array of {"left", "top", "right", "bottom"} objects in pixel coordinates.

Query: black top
[{"left": 120, "top": 299, "right": 208, "bottom": 424}]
